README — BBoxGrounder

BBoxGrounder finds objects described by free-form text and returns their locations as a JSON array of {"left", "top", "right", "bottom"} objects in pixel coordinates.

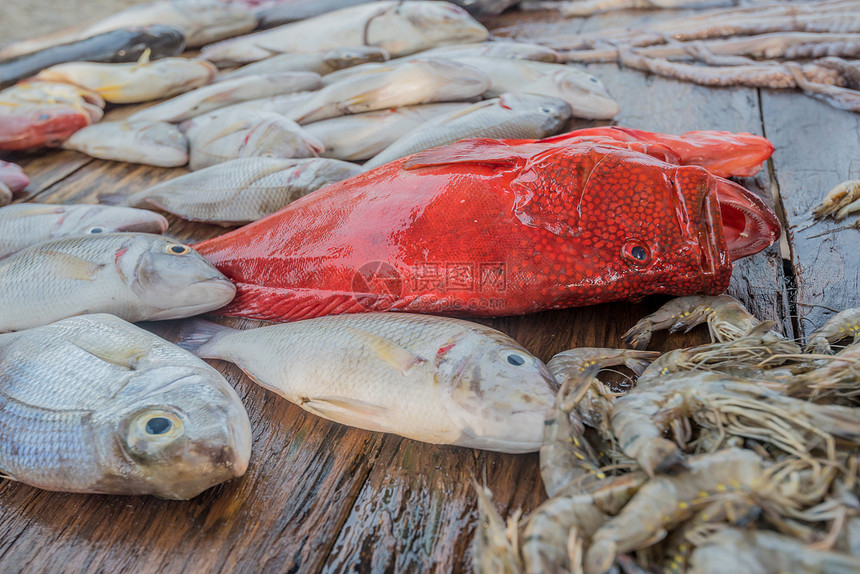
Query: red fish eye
[{"left": 622, "top": 241, "right": 650, "bottom": 265}]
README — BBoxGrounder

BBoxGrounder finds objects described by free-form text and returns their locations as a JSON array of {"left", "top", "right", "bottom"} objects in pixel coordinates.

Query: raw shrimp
[
  {"left": 790, "top": 340, "right": 860, "bottom": 399},
  {"left": 472, "top": 483, "right": 522, "bottom": 574},
  {"left": 812, "top": 180, "right": 860, "bottom": 220},
  {"left": 521, "top": 472, "right": 647, "bottom": 574},
  {"left": 805, "top": 307, "right": 860, "bottom": 353},
  {"left": 688, "top": 527, "right": 860, "bottom": 573},
  {"left": 583, "top": 448, "right": 765, "bottom": 574},
  {"left": 623, "top": 295, "right": 766, "bottom": 349},
  {"left": 611, "top": 370, "right": 860, "bottom": 474}
]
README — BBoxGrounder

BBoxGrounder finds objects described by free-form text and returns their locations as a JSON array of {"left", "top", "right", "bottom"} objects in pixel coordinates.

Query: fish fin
[
  {"left": 40, "top": 251, "right": 104, "bottom": 281},
  {"left": 136, "top": 48, "right": 151, "bottom": 65},
  {"left": 343, "top": 326, "right": 425, "bottom": 375},
  {"left": 71, "top": 338, "right": 148, "bottom": 371},
  {"left": 95, "top": 84, "right": 129, "bottom": 101},
  {"left": 302, "top": 396, "right": 393, "bottom": 433},
  {"left": 177, "top": 318, "right": 236, "bottom": 358},
  {"left": 401, "top": 139, "right": 523, "bottom": 171}
]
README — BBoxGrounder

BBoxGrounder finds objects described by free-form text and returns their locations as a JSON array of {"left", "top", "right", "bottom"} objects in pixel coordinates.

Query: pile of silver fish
[
  {"left": 0, "top": 0, "right": 622, "bottom": 223},
  {"left": 473, "top": 294, "right": 860, "bottom": 573}
]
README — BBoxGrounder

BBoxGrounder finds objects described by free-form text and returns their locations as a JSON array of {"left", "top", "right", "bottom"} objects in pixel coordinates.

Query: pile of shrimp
[
  {"left": 472, "top": 294, "right": 860, "bottom": 574},
  {"left": 504, "top": 0, "right": 860, "bottom": 113}
]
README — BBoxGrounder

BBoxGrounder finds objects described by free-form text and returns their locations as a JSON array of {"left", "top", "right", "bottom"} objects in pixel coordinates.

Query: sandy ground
[{"left": 0, "top": 0, "right": 151, "bottom": 43}]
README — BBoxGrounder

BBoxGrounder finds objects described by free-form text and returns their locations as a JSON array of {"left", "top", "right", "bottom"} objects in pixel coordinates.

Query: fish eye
[
  {"left": 621, "top": 240, "right": 651, "bottom": 265},
  {"left": 86, "top": 226, "right": 105, "bottom": 234},
  {"left": 500, "top": 350, "right": 533, "bottom": 367},
  {"left": 539, "top": 106, "right": 554, "bottom": 114},
  {"left": 164, "top": 244, "right": 191, "bottom": 255},
  {"left": 127, "top": 409, "right": 185, "bottom": 455}
]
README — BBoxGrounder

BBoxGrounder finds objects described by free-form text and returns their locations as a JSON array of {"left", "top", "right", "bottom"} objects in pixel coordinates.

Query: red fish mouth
[{"left": 713, "top": 179, "right": 781, "bottom": 260}]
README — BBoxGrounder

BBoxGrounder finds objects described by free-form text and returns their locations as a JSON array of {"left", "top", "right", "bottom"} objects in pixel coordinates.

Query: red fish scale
[{"left": 196, "top": 141, "right": 737, "bottom": 322}]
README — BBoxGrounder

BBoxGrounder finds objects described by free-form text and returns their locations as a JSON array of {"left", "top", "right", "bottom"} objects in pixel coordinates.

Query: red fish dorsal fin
[{"left": 401, "top": 138, "right": 528, "bottom": 171}]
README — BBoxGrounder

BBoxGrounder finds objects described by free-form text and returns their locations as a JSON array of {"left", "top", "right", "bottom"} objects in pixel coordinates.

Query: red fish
[
  {"left": 0, "top": 105, "right": 94, "bottom": 150},
  {"left": 195, "top": 138, "right": 780, "bottom": 322},
  {"left": 502, "top": 126, "right": 774, "bottom": 178}
]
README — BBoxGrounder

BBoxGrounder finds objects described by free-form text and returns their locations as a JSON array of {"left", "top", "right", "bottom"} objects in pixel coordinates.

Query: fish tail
[{"left": 177, "top": 318, "right": 237, "bottom": 358}]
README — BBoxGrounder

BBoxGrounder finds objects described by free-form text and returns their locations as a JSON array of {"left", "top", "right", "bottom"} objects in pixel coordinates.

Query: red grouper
[{"left": 194, "top": 135, "right": 781, "bottom": 322}]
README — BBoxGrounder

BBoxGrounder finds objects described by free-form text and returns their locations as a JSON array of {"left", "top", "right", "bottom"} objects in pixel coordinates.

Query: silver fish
[
  {"left": 128, "top": 72, "right": 321, "bottom": 123},
  {"left": 0, "top": 233, "right": 235, "bottom": 332},
  {"left": 364, "top": 93, "right": 572, "bottom": 169},
  {"left": 109, "top": 157, "right": 364, "bottom": 225},
  {"left": 62, "top": 120, "right": 189, "bottom": 167},
  {"left": 0, "top": 0, "right": 256, "bottom": 59},
  {"left": 303, "top": 103, "right": 469, "bottom": 161},
  {"left": 185, "top": 110, "right": 324, "bottom": 170},
  {"left": 200, "top": 1, "right": 488, "bottom": 66},
  {"left": 215, "top": 46, "right": 390, "bottom": 83},
  {"left": 453, "top": 57, "right": 620, "bottom": 119},
  {"left": 0, "top": 203, "right": 168, "bottom": 260},
  {"left": 178, "top": 313, "right": 557, "bottom": 453},
  {"left": 187, "top": 92, "right": 318, "bottom": 120},
  {"left": 36, "top": 52, "right": 217, "bottom": 104},
  {"left": 396, "top": 40, "right": 560, "bottom": 63},
  {"left": 0, "top": 313, "right": 251, "bottom": 499},
  {"left": 286, "top": 59, "right": 490, "bottom": 124}
]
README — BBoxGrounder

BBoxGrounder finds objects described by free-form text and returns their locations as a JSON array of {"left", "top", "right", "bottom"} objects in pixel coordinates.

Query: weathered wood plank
[
  {"left": 761, "top": 89, "right": 860, "bottom": 339},
  {"left": 1, "top": 149, "right": 92, "bottom": 201}
]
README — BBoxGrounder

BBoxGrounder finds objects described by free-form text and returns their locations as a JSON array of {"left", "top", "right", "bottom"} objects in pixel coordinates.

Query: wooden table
[{"left": 1, "top": 6, "right": 858, "bottom": 573}]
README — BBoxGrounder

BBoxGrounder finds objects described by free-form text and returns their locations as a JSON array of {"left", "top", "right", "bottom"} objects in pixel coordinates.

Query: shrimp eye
[
  {"left": 165, "top": 244, "right": 191, "bottom": 255},
  {"left": 145, "top": 417, "right": 172, "bottom": 435},
  {"left": 501, "top": 350, "right": 532, "bottom": 367},
  {"left": 86, "top": 226, "right": 105, "bottom": 234},
  {"left": 622, "top": 241, "right": 650, "bottom": 265}
]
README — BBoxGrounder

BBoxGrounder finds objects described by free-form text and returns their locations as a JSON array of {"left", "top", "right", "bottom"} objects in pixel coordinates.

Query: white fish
[
  {"left": 215, "top": 46, "right": 390, "bottom": 83},
  {"left": 128, "top": 72, "right": 321, "bottom": 123},
  {"left": 36, "top": 52, "right": 217, "bottom": 104},
  {"left": 0, "top": 203, "right": 168, "bottom": 260},
  {"left": 453, "top": 57, "right": 620, "bottom": 119},
  {"left": 62, "top": 120, "right": 188, "bottom": 167},
  {"left": 0, "top": 233, "right": 235, "bottom": 332},
  {"left": 286, "top": 59, "right": 490, "bottom": 124},
  {"left": 0, "top": 313, "right": 251, "bottom": 499},
  {"left": 304, "top": 103, "right": 469, "bottom": 161},
  {"left": 186, "top": 92, "right": 318, "bottom": 121},
  {"left": 200, "top": 1, "right": 488, "bottom": 66},
  {"left": 178, "top": 313, "right": 558, "bottom": 453},
  {"left": 394, "top": 40, "right": 561, "bottom": 63},
  {"left": 185, "top": 110, "right": 324, "bottom": 170},
  {"left": 0, "top": 0, "right": 256, "bottom": 58},
  {"left": 108, "top": 157, "right": 364, "bottom": 225},
  {"left": 364, "top": 93, "right": 572, "bottom": 168}
]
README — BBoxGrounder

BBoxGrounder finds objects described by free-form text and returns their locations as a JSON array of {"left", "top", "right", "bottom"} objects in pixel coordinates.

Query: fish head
[
  {"left": 98, "top": 365, "right": 251, "bottom": 499},
  {"left": 368, "top": 1, "right": 489, "bottom": 56},
  {"left": 513, "top": 144, "right": 779, "bottom": 298},
  {"left": 0, "top": 161, "right": 30, "bottom": 193},
  {"left": 120, "top": 234, "right": 236, "bottom": 319},
  {"left": 437, "top": 327, "right": 557, "bottom": 453},
  {"left": 323, "top": 46, "right": 390, "bottom": 70},
  {"left": 61, "top": 205, "right": 169, "bottom": 235},
  {"left": 499, "top": 92, "right": 572, "bottom": 135},
  {"left": 4, "top": 105, "right": 94, "bottom": 149},
  {"left": 552, "top": 69, "right": 619, "bottom": 120}
]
